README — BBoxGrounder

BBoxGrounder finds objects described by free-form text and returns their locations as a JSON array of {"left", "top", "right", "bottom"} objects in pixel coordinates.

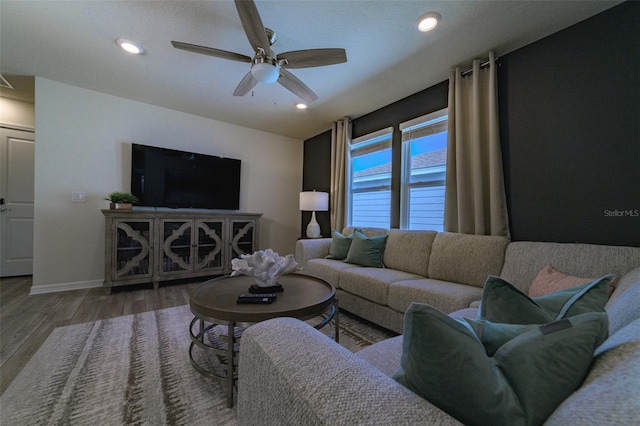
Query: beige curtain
[
  {"left": 330, "top": 118, "right": 350, "bottom": 231},
  {"left": 444, "top": 52, "right": 510, "bottom": 237}
]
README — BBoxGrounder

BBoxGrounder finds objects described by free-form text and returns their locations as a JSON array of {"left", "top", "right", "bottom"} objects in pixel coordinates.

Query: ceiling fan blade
[
  {"left": 279, "top": 48, "right": 347, "bottom": 69},
  {"left": 278, "top": 69, "right": 318, "bottom": 103},
  {"left": 233, "top": 71, "right": 259, "bottom": 97},
  {"left": 234, "top": 0, "right": 271, "bottom": 53},
  {"left": 171, "top": 41, "right": 251, "bottom": 63}
]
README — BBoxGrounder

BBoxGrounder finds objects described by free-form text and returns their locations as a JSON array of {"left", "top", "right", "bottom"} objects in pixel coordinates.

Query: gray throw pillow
[
  {"left": 343, "top": 230, "right": 387, "bottom": 268},
  {"left": 325, "top": 230, "right": 353, "bottom": 260},
  {"left": 394, "top": 303, "right": 609, "bottom": 426},
  {"left": 479, "top": 274, "right": 613, "bottom": 324}
]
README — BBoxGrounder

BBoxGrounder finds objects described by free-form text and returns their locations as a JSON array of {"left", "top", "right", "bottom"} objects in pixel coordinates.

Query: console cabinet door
[
  {"left": 195, "top": 219, "right": 225, "bottom": 274},
  {"left": 229, "top": 219, "right": 257, "bottom": 264},
  {"left": 161, "top": 219, "right": 227, "bottom": 276},
  {"left": 160, "top": 219, "right": 194, "bottom": 275},
  {"left": 112, "top": 219, "right": 153, "bottom": 280}
]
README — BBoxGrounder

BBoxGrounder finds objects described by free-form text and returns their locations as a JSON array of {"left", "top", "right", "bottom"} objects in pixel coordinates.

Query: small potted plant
[{"left": 105, "top": 192, "right": 138, "bottom": 210}]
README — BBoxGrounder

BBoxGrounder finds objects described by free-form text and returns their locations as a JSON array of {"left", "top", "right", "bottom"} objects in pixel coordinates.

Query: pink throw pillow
[{"left": 528, "top": 265, "right": 596, "bottom": 298}]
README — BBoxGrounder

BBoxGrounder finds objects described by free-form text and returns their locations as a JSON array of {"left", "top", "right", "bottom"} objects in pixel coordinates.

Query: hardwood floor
[{"left": 0, "top": 276, "right": 197, "bottom": 395}]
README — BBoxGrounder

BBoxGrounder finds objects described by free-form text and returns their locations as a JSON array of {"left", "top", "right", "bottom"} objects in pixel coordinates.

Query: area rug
[{"left": 1, "top": 304, "right": 396, "bottom": 426}]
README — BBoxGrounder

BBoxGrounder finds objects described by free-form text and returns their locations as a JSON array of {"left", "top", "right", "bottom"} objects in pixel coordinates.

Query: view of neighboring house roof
[{"left": 354, "top": 147, "right": 447, "bottom": 178}]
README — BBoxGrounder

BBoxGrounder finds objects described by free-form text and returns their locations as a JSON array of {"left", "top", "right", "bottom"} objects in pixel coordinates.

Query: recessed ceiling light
[
  {"left": 116, "top": 38, "right": 144, "bottom": 55},
  {"left": 295, "top": 102, "right": 308, "bottom": 110},
  {"left": 416, "top": 12, "right": 441, "bottom": 32}
]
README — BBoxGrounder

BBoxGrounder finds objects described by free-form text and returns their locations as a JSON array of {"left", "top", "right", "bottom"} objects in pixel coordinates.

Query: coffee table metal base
[{"left": 188, "top": 301, "right": 339, "bottom": 408}]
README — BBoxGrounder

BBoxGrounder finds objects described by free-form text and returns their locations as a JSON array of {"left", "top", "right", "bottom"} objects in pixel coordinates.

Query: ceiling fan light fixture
[
  {"left": 416, "top": 12, "right": 441, "bottom": 32},
  {"left": 295, "top": 102, "right": 308, "bottom": 109},
  {"left": 251, "top": 58, "right": 280, "bottom": 83},
  {"left": 116, "top": 38, "right": 144, "bottom": 55}
]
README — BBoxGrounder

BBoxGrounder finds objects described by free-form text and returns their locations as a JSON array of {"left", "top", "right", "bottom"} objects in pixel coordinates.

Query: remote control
[
  {"left": 238, "top": 293, "right": 277, "bottom": 299},
  {"left": 237, "top": 297, "right": 274, "bottom": 304}
]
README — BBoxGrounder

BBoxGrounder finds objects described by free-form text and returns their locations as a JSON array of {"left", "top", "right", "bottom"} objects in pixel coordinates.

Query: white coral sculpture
[{"left": 231, "top": 249, "right": 301, "bottom": 287}]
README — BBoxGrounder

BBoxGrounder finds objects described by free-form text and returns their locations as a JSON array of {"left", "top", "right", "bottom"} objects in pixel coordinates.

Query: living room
[
  {"left": 1, "top": 1, "right": 637, "bottom": 297},
  {"left": 1, "top": 1, "right": 638, "bottom": 424}
]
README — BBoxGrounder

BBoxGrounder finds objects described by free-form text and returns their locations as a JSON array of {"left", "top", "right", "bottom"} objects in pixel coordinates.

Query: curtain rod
[{"left": 460, "top": 56, "right": 500, "bottom": 77}]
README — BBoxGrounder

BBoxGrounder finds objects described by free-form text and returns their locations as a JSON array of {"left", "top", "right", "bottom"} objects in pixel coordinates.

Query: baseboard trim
[{"left": 29, "top": 279, "right": 103, "bottom": 295}]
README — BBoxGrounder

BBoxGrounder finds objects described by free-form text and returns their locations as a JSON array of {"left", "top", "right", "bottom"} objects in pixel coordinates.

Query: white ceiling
[{"left": 0, "top": 0, "right": 621, "bottom": 140}]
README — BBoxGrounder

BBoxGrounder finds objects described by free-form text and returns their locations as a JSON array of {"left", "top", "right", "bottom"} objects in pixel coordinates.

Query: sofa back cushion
[
  {"left": 341, "top": 227, "right": 388, "bottom": 238},
  {"left": 427, "top": 232, "right": 510, "bottom": 288},
  {"left": 500, "top": 242, "right": 640, "bottom": 294},
  {"left": 605, "top": 276, "right": 640, "bottom": 335},
  {"left": 383, "top": 230, "right": 437, "bottom": 277},
  {"left": 607, "top": 266, "right": 640, "bottom": 306}
]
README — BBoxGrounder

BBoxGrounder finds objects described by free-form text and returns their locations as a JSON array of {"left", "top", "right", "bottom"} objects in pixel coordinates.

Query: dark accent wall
[
  {"left": 499, "top": 1, "right": 639, "bottom": 246},
  {"left": 303, "top": 1, "right": 639, "bottom": 246},
  {"left": 301, "top": 130, "right": 332, "bottom": 237}
]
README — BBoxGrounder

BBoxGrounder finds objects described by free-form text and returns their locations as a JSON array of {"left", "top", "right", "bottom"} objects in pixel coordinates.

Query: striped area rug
[{"left": 1, "top": 304, "right": 396, "bottom": 426}]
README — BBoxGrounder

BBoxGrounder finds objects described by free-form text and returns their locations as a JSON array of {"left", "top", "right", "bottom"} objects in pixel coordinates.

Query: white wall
[
  {"left": 32, "top": 78, "right": 302, "bottom": 293},
  {"left": 0, "top": 97, "right": 35, "bottom": 129}
]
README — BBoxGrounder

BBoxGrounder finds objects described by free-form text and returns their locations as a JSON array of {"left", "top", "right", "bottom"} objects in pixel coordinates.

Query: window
[
  {"left": 347, "top": 128, "right": 393, "bottom": 228},
  {"left": 400, "top": 108, "right": 448, "bottom": 231}
]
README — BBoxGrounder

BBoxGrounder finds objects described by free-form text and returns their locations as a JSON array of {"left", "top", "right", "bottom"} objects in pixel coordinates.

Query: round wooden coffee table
[{"left": 188, "top": 273, "right": 338, "bottom": 407}]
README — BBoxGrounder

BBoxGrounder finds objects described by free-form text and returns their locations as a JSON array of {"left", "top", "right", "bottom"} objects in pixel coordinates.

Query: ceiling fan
[{"left": 171, "top": 0, "right": 347, "bottom": 103}]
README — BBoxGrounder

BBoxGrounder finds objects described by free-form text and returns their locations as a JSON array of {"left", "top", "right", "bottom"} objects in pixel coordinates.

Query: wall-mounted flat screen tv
[{"left": 131, "top": 143, "right": 241, "bottom": 210}]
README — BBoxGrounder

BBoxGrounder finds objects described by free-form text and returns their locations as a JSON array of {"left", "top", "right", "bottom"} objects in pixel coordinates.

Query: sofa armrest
[
  {"left": 237, "top": 318, "right": 461, "bottom": 426},
  {"left": 295, "top": 238, "right": 332, "bottom": 268}
]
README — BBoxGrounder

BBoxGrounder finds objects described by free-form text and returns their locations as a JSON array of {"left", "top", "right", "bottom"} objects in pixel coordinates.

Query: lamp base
[{"left": 306, "top": 211, "right": 321, "bottom": 238}]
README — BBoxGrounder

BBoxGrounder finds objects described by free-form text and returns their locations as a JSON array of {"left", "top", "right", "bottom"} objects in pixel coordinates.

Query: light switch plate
[{"left": 71, "top": 191, "right": 86, "bottom": 203}]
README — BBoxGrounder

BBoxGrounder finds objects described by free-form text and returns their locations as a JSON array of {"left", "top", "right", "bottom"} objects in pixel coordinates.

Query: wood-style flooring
[{"left": 0, "top": 276, "right": 197, "bottom": 395}]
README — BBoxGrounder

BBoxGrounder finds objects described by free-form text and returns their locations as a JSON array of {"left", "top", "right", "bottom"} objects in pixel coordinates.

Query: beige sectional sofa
[
  {"left": 235, "top": 229, "right": 640, "bottom": 425},
  {"left": 294, "top": 228, "right": 639, "bottom": 333}
]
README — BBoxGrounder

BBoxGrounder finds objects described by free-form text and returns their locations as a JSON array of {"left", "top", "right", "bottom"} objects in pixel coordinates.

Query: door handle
[{"left": 0, "top": 207, "right": 10, "bottom": 212}]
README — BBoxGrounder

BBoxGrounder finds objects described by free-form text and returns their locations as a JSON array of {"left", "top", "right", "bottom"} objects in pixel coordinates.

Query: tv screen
[{"left": 131, "top": 143, "right": 241, "bottom": 210}]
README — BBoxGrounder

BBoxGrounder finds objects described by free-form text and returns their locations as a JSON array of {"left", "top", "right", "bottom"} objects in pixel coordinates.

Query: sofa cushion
[
  {"left": 545, "top": 319, "right": 640, "bottom": 425},
  {"left": 382, "top": 230, "right": 437, "bottom": 277},
  {"left": 325, "top": 230, "right": 353, "bottom": 260},
  {"left": 339, "top": 267, "right": 423, "bottom": 305},
  {"left": 303, "top": 258, "right": 359, "bottom": 289},
  {"left": 605, "top": 277, "right": 640, "bottom": 335},
  {"left": 607, "top": 265, "right": 640, "bottom": 306},
  {"left": 356, "top": 335, "right": 404, "bottom": 378},
  {"left": 341, "top": 226, "right": 388, "bottom": 238},
  {"left": 500, "top": 241, "right": 640, "bottom": 294},
  {"left": 479, "top": 275, "right": 612, "bottom": 324},
  {"left": 388, "top": 278, "right": 483, "bottom": 314},
  {"left": 344, "top": 230, "right": 388, "bottom": 268},
  {"left": 427, "top": 232, "right": 510, "bottom": 288},
  {"left": 394, "top": 303, "right": 609, "bottom": 426}
]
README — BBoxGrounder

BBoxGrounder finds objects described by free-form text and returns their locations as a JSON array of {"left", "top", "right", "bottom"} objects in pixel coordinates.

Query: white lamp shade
[{"left": 299, "top": 191, "right": 329, "bottom": 211}]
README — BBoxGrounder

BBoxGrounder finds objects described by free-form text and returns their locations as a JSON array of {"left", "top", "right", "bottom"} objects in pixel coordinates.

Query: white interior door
[{"left": 0, "top": 127, "right": 35, "bottom": 277}]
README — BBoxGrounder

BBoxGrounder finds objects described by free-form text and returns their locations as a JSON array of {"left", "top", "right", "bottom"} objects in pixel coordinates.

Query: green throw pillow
[
  {"left": 479, "top": 274, "right": 613, "bottom": 324},
  {"left": 343, "top": 230, "right": 387, "bottom": 268},
  {"left": 394, "top": 303, "right": 609, "bottom": 426},
  {"left": 325, "top": 230, "right": 353, "bottom": 260}
]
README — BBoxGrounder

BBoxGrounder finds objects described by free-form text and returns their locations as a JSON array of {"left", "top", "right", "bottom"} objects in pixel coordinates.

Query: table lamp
[{"left": 299, "top": 191, "right": 329, "bottom": 238}]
